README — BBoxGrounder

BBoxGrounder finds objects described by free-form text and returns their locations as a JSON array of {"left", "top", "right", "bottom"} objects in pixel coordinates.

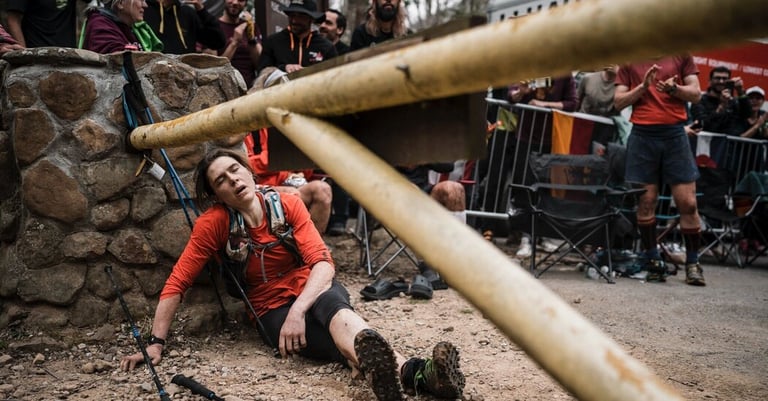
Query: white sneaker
[
  {"left": 539, "top": 238, "right": 561, "bottom": 253},
  {"left": 516, "top": 237, "right": 532, "bottom": 258}
]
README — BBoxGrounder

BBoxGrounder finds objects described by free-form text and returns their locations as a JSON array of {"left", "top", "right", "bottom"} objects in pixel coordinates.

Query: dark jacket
[
  {"left": 144, "top": 0, "right": 225, "bottom": 54},
  {"left": 690, "top": 92, "right": 751, "bottom": 135},
  {"left": 397, "top": 163, "right": 455, "bottom": 193},
  {"left": 257, "top": 29, "right": 337, "bottom": 73},
  {"left": 349, "top": 23, "right": 394, "bottom": 51},
  {"left": 82, "top": 8, "right": 138, "bottom": 54}
]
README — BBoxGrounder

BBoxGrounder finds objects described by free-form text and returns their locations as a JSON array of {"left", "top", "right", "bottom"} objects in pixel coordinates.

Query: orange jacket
[{"left": 244, "top": 129, "right": 313, "bottom": 186}]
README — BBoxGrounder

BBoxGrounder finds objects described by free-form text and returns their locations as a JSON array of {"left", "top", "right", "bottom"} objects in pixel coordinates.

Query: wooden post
[
  {"left": 129, "top": 0, "right": 768, "bottom": 150},
  {"left": 266, "top": 107, "right": 684, "bottom": 401}
]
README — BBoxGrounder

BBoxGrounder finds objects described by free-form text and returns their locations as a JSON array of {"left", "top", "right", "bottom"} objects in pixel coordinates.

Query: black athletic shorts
[{"left": 258, "top": 279, "right": 352, "bottom": 363}]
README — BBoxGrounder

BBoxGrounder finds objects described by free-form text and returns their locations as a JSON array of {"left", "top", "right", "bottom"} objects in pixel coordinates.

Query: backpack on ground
[{"left": 218, "top": 187, "right": 303, "bottom": 298}]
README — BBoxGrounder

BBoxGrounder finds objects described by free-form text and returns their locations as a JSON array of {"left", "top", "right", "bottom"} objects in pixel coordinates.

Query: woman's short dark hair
[{"left": 194, "top": 148, "right": 253, "bottom": 210}]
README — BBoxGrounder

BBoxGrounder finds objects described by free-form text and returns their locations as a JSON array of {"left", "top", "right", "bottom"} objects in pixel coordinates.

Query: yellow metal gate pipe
[
  {"left": 266, "top": 107, "right": 682, "bottom": 401},
  {"left": 130, "top": 0, "right": 768, "bottom": 150}
]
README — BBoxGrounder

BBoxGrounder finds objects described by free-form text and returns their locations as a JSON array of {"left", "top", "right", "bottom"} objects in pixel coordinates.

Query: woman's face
[
  {"left": 748, "top": 95, "right": 765, "bottom": 113},
  {"left": 120, "top": 0, "right": 148, "bottom": 24},
  {"left": 206, "top": 156, "right": 256, "bottom": 207}
]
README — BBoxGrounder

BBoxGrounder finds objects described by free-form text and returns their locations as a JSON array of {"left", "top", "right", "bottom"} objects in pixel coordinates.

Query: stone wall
[{"left": 0, "top": 48, "right": 247, "bottom": 331}]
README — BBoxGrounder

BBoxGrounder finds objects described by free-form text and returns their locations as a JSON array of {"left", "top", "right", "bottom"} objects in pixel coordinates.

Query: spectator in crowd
[
  {"left": 5, "top": 0, "right": 88, "bottom": 48},
  {"left": 350, "top": 0, "right": 408, "bottom": 50},
  {"left": 507, "top": 74, "right": 579, "bottom": 258},
  {"left": 392, "top": 163, "right": 466, "bottom": 299},
  {"left": 212, "top": 0, "right": 261, "bottom": 88},
  {"left": 614, "top": 55, "right": 706, "bottom": 286},
  {"left": 317, "top": 8, "right": 352, "bottom": 235},
  {"left": 81, "top": 0, "right": 164, "bottom": 54},
  {"left": 143, "top": 0, "right": 226, "bottom": 54},
  {"left": 690, "top": 66, "right": 748, "bottom": 135},
  {"left": 319, "top": 9, "right": 350, "bottom": 55},
  {"left": 119, "top": 148, "right": 466, "bottom": 401},
  {"left": 577, "top": 65, "right": 619, "bottom": 117},
  {"left": 0, "top": 23, "right": 24, "bottom": 56},
  {"left": 736, "top": 86, "right": 767, "bottom": 139},
  {"left": 256, "top": 0, "right": 336, "bottom": 75},
  {"left": 245, "top": 129, "right": 333, "bottom": 234}
]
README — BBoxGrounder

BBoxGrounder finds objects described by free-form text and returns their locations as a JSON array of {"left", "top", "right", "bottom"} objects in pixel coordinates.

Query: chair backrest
[
  {"left": 528, "top": 153, "right": 611, "bottom": 219},
  {"left": 530, "top": 153, "right": 610, "bottom": 186},
  {"left": 696, "top": 167, "right": 734, "bottom": 211}
]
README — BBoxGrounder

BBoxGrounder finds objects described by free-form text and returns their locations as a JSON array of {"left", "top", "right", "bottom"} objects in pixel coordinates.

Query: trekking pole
[
  {"left": 105, "top": 265, "right": 171, "bottom": 401},
  {"left": 120, "top": 51, "right": 230, "bottom": 323},
  {"left": 223, "top": 266, "right": 280, "bottom": 358},
  {"left": 171, "top": 374, "right": 225, "bottom": 401}
]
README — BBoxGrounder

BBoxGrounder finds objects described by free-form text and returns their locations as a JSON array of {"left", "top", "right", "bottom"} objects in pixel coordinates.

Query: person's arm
[
  {"left": 614, "top": 63, "right": 658, "bottom": 111},
  {"left": 220, "top": 22, "right": 246, "bottom": 60},
  {"left": 276, "top": 193, "right": 335, "bottom": 356},
  {"left": 0, "top": 23, "right": 24, "bottom": 55},
  {"left": 278, "top": 260, "right": 333, "bottom": 356},
  {"left": 119, "top": 294, "right": 181, "bottom": 370},
  {"left": 5, "top": 11, "right": 26, "bottom": 47},
  {"left": 508, "top": 82, "right": 530, "bottom": 103},
  {"left": 557, "top": 76, "right": 579, "bottom": 111},
  {"left": 194, "top": 3, "right": 227, "bottom": 51},
  {"left": 741, "top": 113, "right": 768, "bottom": 138},
  {"left": 657, "top": 73, "right": 701, "bottom": 104}
]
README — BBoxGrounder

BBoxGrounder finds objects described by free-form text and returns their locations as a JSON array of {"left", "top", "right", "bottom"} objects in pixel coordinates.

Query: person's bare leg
[
  {"left": 299, "top": 181, "right": 332, "bottom": 233},
  {"left": 671, "top": 181, "right": 705, "bottom": 286},
  {"left": 430, "top": 181, "right": 465, "bottom": 212}
]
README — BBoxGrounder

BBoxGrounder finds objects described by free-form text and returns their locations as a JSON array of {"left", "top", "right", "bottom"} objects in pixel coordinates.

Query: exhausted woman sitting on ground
[{"left": 119, "top": 148, "right": 465, "bottom": 401}]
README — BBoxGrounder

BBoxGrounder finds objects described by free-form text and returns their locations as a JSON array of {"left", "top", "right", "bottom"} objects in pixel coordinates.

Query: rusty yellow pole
[
  {"left": 130, "top": 0, "right": 768, "bottom": 149},
  {"left": 266, "top": 107, "right": 682, "bottom": 401}
]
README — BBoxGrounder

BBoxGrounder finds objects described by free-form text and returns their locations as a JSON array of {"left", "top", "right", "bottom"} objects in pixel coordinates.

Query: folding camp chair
[
  {"left": 352, "top": 207, "right": 419, "bottom": 277},
  {"left": 511, "top": 153, "right": 630, "bottom": 283},
  {"left": 734, "top": 171, "right": 768, "bottom": 265},
  {"left": 696, "top": 167, "right": 745, "bottom": 267},
  {"left": 654, "top": 183, "right": 686, "bottom": 273}
]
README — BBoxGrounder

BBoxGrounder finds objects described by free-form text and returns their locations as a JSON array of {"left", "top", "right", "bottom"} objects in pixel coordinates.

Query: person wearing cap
[
  {"left": 256, "top": 0, "right": 337, "bottom": 75},
  {"left": 143, "top": 0, "right": 226, "bottom": 54},
  {"left": 736, "top": 86, "right": 767, "bottom": 139},
  {"left": 350, "top": 0, "right": 408, "bottom": 51},
  {"left": 81, "top": 0, "right": 164, "bottom": 54}
]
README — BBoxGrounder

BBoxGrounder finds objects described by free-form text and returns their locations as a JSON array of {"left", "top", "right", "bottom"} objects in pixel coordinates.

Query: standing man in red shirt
[{"left": 614, "top": 55, "right": 706, "bottom": 286}]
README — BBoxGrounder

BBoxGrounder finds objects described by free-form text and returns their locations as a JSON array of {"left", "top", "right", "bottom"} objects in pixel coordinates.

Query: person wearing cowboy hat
[{"left": 256, "top": 0, "right": 337, "bottom": 75}]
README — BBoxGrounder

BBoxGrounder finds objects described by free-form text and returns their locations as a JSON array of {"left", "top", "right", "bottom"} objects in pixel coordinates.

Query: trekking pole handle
[{"left": 171, "top": 374, "right": 225, "bottom": 401}]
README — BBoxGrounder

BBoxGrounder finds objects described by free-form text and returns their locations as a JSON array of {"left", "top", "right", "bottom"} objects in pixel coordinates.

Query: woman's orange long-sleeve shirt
[{"left": 160, "top": 191, "right": 334, "bottom": 316}]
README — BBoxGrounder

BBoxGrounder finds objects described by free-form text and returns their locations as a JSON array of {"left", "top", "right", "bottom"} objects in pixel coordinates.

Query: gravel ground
[{"left": 1, "top": 232, "right": 767, "bottom": 401}]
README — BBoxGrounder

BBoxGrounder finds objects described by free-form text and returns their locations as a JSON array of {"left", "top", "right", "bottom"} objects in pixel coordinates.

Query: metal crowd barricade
[
  {"left": 722, "top": 135, "right": 768, "bottom": 183},
  {"left": 693, "top": 132, "right": 767, "bottom": 180},
  {"left": 469, "top": 100, "right": 620, "bottom": 234},
  {"left": 468, "top": 101, "right": 554, "bottom": 226}
]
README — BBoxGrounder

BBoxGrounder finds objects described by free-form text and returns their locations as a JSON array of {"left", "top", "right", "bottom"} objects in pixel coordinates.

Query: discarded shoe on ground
[
  {"left": 408, "top": 274, "right": 433, "bottom": 300},
  {"left": 360, "top": 278, "right": 409, "bottom": 301},
  {"left": 418, "top": 262, "right": 448, "bottom": 290}
]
